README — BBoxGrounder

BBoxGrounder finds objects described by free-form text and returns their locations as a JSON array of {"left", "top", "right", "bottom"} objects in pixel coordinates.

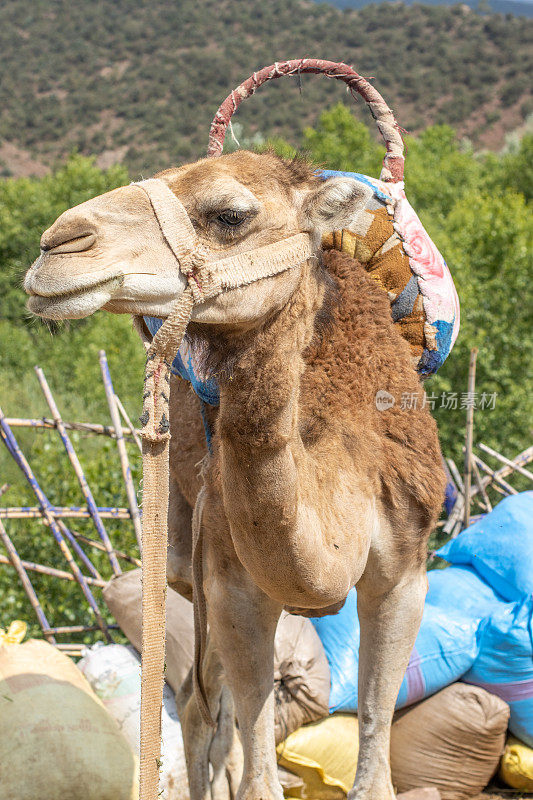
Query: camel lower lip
[
  {"left": 27, "top": 277, "right": 122, "bottom": 320},
  {"left": 29, "top": 274, "right": 120, "bottom": 300}
]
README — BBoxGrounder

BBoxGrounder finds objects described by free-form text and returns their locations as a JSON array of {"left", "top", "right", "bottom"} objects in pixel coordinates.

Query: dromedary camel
[{"left": 25, "top": 148, "right": 445, "bottom": 799}]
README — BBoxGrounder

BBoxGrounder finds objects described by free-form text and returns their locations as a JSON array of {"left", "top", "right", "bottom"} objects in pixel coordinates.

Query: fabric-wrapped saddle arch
[
  {"left": 145, "top": 59, "right": 460, "bottom": 404},
  {"left": 320, "top": 168, "right": 460, "bottom": 376}
]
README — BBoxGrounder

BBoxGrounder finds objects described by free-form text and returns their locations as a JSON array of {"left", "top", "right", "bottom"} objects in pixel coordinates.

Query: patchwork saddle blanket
[{"left": 144, "top": 170, "right": 460, "bottom": 406}]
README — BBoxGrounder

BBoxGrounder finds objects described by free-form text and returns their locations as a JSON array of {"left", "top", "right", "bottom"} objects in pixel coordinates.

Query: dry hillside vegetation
[{"left": 0, "top": 0, "right": 531, "bottom": 176}]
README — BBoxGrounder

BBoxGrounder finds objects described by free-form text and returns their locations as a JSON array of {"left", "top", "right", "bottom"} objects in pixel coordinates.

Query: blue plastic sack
[
  {"left": 463, "top": 595, "right": 533, "bottom": 747},
  {"left": 426, "top": 565, "right": 504, "bottom": 621},
  {"left": 311, "top": 590, "right": 360, "bottom": 713},
  {"left": 396, "top": 602, "right": 480, "bottom": 709},
  {"left": 311, "top": 573, "right": 483, "bottom": 713},
  {"left": 437, "top": 492, "right": 533, "bottom": 602}
]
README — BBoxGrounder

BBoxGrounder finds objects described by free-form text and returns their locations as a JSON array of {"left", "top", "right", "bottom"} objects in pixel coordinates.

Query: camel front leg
[
  {"left": 350, "top": 568, "right": 427, "bottom": 800},
  {"left": 206, "top": 549, "right": 283, "bottom": 800}
]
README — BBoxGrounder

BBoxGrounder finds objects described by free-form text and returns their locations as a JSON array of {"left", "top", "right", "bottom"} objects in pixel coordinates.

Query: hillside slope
[
  {"left": 0, "top": 0, "right": 531, "bottom": 176},
  {"left": 326, "top": 0, "right": 533, "bottom": 18}
]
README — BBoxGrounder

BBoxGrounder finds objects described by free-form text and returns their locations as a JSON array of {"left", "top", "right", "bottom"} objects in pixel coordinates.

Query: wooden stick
[
  {"left": 466, "top": 445, "right": 532, "bottom": 500},
  {"left": 473, "top": 454, "right": 518, "bottom": 495},
  {"left": 451, "top": 518, "right": 463, "bottom": 538},
  {"left": 0, "top": 410, "right": 112, "bottom": 641},
  {"left": 0, "top": 553, "right": 105, "bottom": 587},
  {"left": 35, "top": 368, "right": 122, "bottom": 577},
  {"left": 0, "top": 506, "right": 132, "bottom": 520},
  {"left": 115, "top": 394, "right": 143, "bottom": 454},
  {"left": 67, "top": 528, "right": 142, "bottom": 567},
  {"left": 55, "top": 644, "right": 87, "bottom": 653},
  {"left": 99, "top": 351, "right": 142, "bottom": 551},
  {"left": 0, "top": 519, "right": 56, "bottom": 643},
  {"left": 446, "top": 458, "right": 465, "bottom": 493},
  {"left": 56, "top": 520, "right": 103, "bottom": 582},
  {"left": 472, "top": 456, "right": 492, "bottom": 512},
  {"left": 48, "top": 624, "right": 119, "bottom": 634},
  {"left": 56, "top": 651, "right": 85, "bottom": 658},
  {"left": 486, "top": 445, "right": 533, "bottom": 485},
  {"left": 4, "top": 417, "right": 141, "bottom": 440},
  {"left": 463, "top": 348, "right": 478, "bottom": 529},
  {"left": 479, "top": 442, "right": 533, "bottom": 483},
  {"left": 443, "top": 494, "right": 464, "bottom": 535}
]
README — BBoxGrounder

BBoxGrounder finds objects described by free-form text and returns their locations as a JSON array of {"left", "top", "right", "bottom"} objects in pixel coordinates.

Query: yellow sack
[
  {"left": 0, "top": 638, "right": 139, "bottom": 800},
  {"left": 500, "top": 736, "right": 533, "bottom": 792},
  {"left": 0, "top": 619, "right": 27, "bottom": 644},
  {"left": 277, "top": 714, "right": 358, "bottom": 799}
]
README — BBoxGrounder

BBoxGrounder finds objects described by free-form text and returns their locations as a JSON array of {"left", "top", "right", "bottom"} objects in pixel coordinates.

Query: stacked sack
[
  {"left": 102, "top": 568, "right": 331, "bottom": 744},
  {"left": 0, "top": 631, "right": 139, "bottom": 800},
  {"left": 305, "top": 491, "right": 533, "bottom": 796},
  {"left": 278, "top": 684, "right": 510, "bottom": 799},
  {"left": 78, "top": 644, "right": 189, "bottom": 800},
  {"left": 438, "top": 491, "right": 533, "bottom": 749}
]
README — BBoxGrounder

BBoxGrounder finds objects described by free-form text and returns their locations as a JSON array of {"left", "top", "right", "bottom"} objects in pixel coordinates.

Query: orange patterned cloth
[
  {"left": 321, "top": 170, "right": 459, "bottom": 376},
  {"left": 323, "top": 205, "right": 425, "bottom": 364}
]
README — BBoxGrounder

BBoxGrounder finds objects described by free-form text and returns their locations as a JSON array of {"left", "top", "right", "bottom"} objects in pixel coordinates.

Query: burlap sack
[
  {"left": 104, "top": 567, "right": 194, "bottom": 693},
  {"left": 0, "top": 638, "right": 138, "bottom": 800},
  {"left": 500, "top": 735, "right": 533, "bottom": 792},
  {"left": 274, "top": 611, "right": 330, "bottom": 743},
  {"left": 103, "top": 569, "right": 330, "bottom": 742},
  {"left": 390, "top": 682, "right": 509, "bottom": 799}
]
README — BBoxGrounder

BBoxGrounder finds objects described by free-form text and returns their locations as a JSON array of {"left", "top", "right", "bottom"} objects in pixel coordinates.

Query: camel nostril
[{"left": 40, "top": 230, "right": 97, "bottom": 255}]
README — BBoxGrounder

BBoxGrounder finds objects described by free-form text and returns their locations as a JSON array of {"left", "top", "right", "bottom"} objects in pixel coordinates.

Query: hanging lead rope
[{"left": 135, "top": 177, "right": 312, "bottom": 799}]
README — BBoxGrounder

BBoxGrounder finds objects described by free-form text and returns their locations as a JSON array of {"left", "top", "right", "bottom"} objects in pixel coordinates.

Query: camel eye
[{"left": 217, "top": 210, "right": 247, "bottom": 228}]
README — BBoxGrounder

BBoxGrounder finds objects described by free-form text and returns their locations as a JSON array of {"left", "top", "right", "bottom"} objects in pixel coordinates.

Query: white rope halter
[{"left": 134, "top": 177, "right": 313, "bottom": 800}]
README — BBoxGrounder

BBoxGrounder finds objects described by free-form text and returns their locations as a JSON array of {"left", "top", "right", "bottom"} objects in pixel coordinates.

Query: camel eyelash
[{"left": 216, "top": 210, "right": 248, "bottom": 228}]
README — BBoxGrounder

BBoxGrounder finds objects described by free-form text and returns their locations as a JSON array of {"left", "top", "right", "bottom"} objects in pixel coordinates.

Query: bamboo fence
[{"left": 0, "top": 351, "right": 142, "bottom": 650}]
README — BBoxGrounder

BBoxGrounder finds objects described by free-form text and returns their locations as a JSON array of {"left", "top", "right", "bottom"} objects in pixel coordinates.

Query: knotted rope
[{"left": 135, "top": 177, "right": 312, "bottom": 799}]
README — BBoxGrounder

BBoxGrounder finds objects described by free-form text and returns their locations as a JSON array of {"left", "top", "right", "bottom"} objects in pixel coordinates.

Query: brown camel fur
[{"left": 25, "top": 151, "right": 446, "bottom": 800}]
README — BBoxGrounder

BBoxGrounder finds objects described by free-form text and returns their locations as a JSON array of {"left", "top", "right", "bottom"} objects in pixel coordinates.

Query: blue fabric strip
[
  {"left": 143, "top": 316, "right": 220, "bottom": 406},
  {"left": 319, "top": 169, "right": 391, "bottom": 202}
]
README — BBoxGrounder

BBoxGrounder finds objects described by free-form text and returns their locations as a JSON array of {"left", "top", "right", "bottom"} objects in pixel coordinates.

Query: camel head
[{"left": 25, "top": 151, "right": 371, "bottom": 327}]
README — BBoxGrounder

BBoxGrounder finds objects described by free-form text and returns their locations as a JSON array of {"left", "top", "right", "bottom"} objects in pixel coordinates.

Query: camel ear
[{"left": 301, "top": 176, "right": 373, "bottom": 237}]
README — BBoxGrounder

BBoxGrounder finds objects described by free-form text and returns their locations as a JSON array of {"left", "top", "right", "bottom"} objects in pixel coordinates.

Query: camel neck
[
  {"left": 204, "top": 276, "right": 319, "bottom": 583},
  {"left": 215, "top": 269, "right": 323, "bottom": 453}
]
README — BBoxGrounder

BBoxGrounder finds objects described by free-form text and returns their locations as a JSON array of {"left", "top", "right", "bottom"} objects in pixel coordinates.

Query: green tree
[
  {"left": 302, "top": 104, "right": 384, "bottom": 178},
  {"left": 431, "top": 188, "right": 533, "bottom": 464},
  {"left": 0, "top": 154, "right": 128, "bottom": 324}
]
